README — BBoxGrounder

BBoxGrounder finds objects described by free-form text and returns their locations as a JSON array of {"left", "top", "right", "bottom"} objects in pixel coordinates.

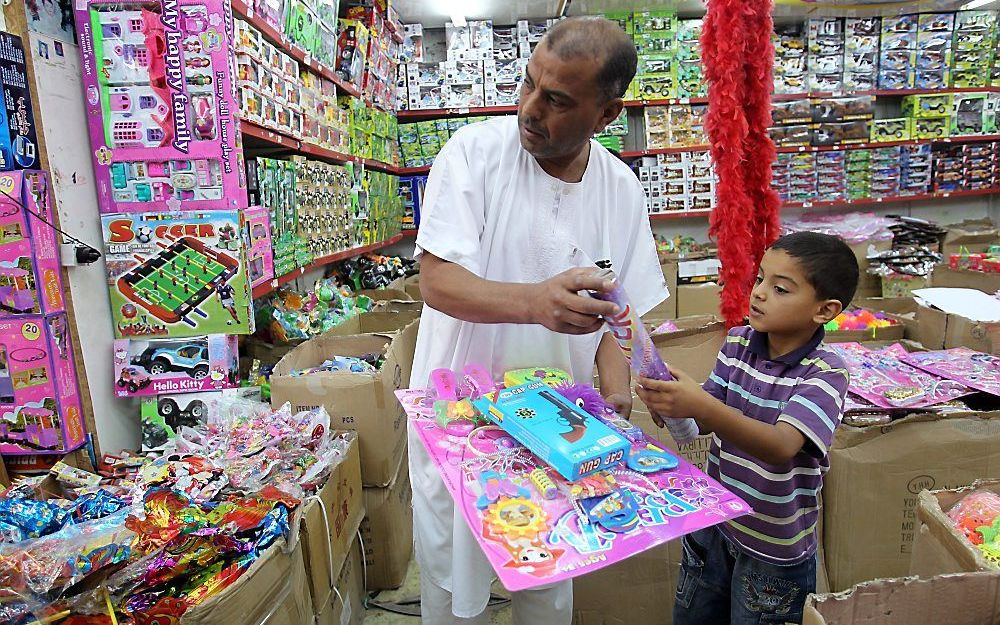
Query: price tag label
[{"left": 20, "top": 322, "right": 40, "bottom": 341}]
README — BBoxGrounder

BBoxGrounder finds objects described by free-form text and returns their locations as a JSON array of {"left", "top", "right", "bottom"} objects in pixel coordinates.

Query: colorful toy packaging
[
  {"left": 901, "top": 347, "right": 1000, "bottom": 397},
  {"left": 139, "top": 385, "right": 260, "bottom": 450},
  {"left": 399, "top": 373, "right": 750, "bottom": 592},
  {"left": 102, "top": 210, "right": 254, "bottom": 338},
  {"left": 0, "top": 171, "right": 65, "bottom": 316},
  {"left": 113, "top": 333, "right": 239, "bottom": 398},
  {"left": 244, "top": 205, "right": 274, "bottom": 289},
  {"left": 75, "top": 0, "right": 246, "bottom": 213},
  {"left": 0, "top": 34, "right": 39, "bottom": 172},
  {"left": 0, "top": 313, "right": 85, "bottom": 454}
]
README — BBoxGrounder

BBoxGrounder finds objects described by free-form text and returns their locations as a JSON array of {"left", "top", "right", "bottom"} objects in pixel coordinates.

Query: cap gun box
[
  {"left": 473, "top": 380, "right": 631, "bottom": 481},
  {"left": 102, "top": 211, "right": 254, "bottom": 339},
  {"left": 75, "top": 0, "right": 247, "bottom": 214},
  {"left": 0, "top": 314, "right": 86, "bottom": 455},
  {"left": 0, "top": 171, "right": 66, "bottom": 316},
  {"left": 113, "top": 333, "right": 239, "bottom": 398}
]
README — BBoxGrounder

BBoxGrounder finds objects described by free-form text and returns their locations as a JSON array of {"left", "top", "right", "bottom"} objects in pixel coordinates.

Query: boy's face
[{"left": 748, "top": 249, "right": 842, "bottom": 334}]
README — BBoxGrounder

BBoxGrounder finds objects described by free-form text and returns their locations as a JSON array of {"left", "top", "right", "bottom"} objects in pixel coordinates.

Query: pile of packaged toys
[
  {"left": 0, "top": 399, "right": 354, "bottom": 625},
  {"left": 947, "top": 489, "right": 1000, "bottom": 566}
]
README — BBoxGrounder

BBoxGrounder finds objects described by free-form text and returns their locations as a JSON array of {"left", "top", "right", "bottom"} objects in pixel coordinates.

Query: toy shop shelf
[
  {"left": 621, "top": 146, "right": 710, "bottom": 158},
  {"left": 625, "top": 97, "right": 709, "bottom": 107},
  {"left": 252, "top": 233, "right": 406, "bottom": 299},
  {"left": 241, "top": 120, "right": 301, "bottom": 149},
  {"left": 396, "top": 165, "right": 431, "bottom": 175},
  {"left": 231, "top": 0, "right": 361, "bottom": 98},
  {"left": 782, "top": 187, "right": 1000, "bottom": 211},
  {"left": 774, "top": 134, "right": 1000, "bottom": 154},
  {"left": 298, "top": 142, "right": 401, "bottom": 174},
  {"left": 649, "top": 209, "right": 713, "bottom": 220},
  {"left": 241, "top": 120, "right": 402, "bottom": 174},
  {"left": 401, "top": 229, "right": 417, "bottom": 237},
  {"left": 397, "top": 105, "right": 519, "bottom": 120}
]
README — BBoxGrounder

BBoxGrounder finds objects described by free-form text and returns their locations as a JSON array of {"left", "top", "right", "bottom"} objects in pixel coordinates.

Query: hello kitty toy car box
[
  {"left": 112, "top": 333, "right": 239, "bottom": 398},
  {"left": 76, "top": 0, "right": 247, "bottom": 213}
]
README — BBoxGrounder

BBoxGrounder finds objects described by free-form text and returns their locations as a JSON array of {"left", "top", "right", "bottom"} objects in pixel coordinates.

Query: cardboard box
[
  {"left": 676, "top": 282, "right": 721, "bottom": 317},
  {"left": 270, "top": 325, "right": 417, "bottom": 486},
  {"left": 941, "top": 219, "right": 999, "bottom": 257},
  {"left": 644, "top": 261, "right": 678, "bottom": 320},
  {"left": 0, "top": 455, "right": 8, "bottom": 487},
  {"left": 652, "top": 315, "right": 726, "bottom": 383},
  {"left": 361, "top": 451, "right": 413, "bottom": 590},
  {"left": 916, "top": 302, "right": 1000, "bottom": 354},
  {"left": 823, "top": 411, "right": 1000, "bottom": 591},
  {"left": 852, "top": 297, "right": 918, "bottom": 338},
  {"left": 910, "top": 479, "right": 1000, "bottom": 578},
  {"left": 851, "top": 238, "right": 893, "bottom": 298},
  {"left": 297, "top": 432, "right": 364, "bottom": 613},
  {"left": 803, "top": 572, "right": 1000, "bottom": 625},
  {"left": 824, "top": 308, "right": 907, "bottom": 343},
  {"left": 314, "top": 535, "right": 366, "bottom": 625},
  {"left": 403, "top": 274, "right": 422, "bottom": 301},
  {"left": 181, "top": 539, "right": 312, "bottom": 625},
  {"left": 356, "top": 288, "right": 412, "bottom": 303},
  {"left": 325, "top": 310, "right": 420, "bottom": 337},
  {"left": 933, "top": 265, "right": 1000, "bottom": 294},
  {"left": 881, "top": 273, "right": 928, "bottom": 298}
]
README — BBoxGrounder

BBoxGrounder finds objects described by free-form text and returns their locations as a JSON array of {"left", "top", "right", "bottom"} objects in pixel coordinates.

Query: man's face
[{"left": 517, "top": 43, "right": 615, "bottom": 160}]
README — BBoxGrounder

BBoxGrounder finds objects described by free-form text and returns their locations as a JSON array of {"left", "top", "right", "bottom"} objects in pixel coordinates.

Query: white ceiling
[{"left": 390, "top": 0, "right": 999, "bottom": 26}]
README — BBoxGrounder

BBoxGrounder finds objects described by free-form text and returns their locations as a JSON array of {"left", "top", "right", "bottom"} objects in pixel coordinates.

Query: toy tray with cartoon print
[
  {"left": 398, "top": 387, "right": 751, "bottom": 592},
  {"left": 75, "top": 0, "right": 246, "bottom": 213}
]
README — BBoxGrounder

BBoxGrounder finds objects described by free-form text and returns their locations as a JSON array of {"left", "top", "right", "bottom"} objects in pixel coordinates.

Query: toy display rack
[{"left": 249, "top": 232, "right": 404, "bottom": 298}]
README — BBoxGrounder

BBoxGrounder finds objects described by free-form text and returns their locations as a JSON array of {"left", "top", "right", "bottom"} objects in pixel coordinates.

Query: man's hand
[
  {"left": 604, "top": 391, "right": 633, "bottom": 419},
  {"left": 635, "top": 368, "right": 710, "bottom": 427},
  {"left": 530, "top": 268, "right": 619, "bottom": 335}
]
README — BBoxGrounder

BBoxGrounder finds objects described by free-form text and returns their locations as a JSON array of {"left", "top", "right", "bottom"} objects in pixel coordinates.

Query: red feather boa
[{"left": 702, "top": 0, "right": 780, "bottom": 327}]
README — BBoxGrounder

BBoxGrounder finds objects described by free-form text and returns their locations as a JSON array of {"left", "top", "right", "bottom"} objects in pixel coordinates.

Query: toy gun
[
  {"left": 538, "top": 389, "right": 588, "bottom": 443},
  {"left": 590, "top": 268, "right": 698, "bottom": 445}
]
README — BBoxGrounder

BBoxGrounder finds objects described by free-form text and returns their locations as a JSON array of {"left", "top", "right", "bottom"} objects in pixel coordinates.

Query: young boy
[{"left": 637, "top": 231, "right": 859, "bottom": 625}]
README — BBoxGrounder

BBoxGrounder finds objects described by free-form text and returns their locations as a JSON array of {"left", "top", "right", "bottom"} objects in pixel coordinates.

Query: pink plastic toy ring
[{"left": 444, "top": 418, "right": 476, "bottom": 439}]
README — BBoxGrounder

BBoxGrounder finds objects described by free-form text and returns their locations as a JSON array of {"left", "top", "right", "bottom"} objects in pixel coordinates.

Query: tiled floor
[{"left": 364, "top": 557, "right": 513, "bottom": 624}]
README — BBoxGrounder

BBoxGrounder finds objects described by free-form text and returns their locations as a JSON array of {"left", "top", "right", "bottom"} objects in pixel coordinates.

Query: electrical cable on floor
[{"left": 366, "top": 593, "right": 511, "bottom": 617}]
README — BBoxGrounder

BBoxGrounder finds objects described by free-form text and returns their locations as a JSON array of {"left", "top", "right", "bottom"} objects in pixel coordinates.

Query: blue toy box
[{"left": 473, "top": 381, "right": 631, "bottom": 480}]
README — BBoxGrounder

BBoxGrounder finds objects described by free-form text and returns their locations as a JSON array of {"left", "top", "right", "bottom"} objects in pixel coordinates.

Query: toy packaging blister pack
[
  {"left": 76, "top": 0, "right": 246, "bottom": 213},
  {"left": 140, "top": 385, "right": 260, "bottom": 450},
  {"left": 102, "top": 210, "right": 254, "bottom": 338},
  {"left": 399, "top": 376, "right": 750, "bottom": 591},
  {"left": 902, "top": 347, "right": 1000, "bottom": 397},
  {"left": 112, "top": 333, "right": 239, "bottom": 398},
  {"left": 243, "top": 205, "right": 274, "bottom": 289},
  {"left": 0, "top": 33, "right": 39, "bottom": 172},
  {"left": 0, "top": 314, "right": 85, "bottom": 455},
  {"left": 0, "top": 171, "right": 66, "bottom": 316}
]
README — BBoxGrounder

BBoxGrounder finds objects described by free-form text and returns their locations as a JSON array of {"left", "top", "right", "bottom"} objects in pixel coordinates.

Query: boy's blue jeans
[{"left": 673, "top": 526, "right": 816, "bottom": 625}]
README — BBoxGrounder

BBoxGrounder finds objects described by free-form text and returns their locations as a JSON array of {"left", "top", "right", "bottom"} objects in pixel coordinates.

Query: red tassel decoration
[{"left": 701, "top": 0, "right": 781, "bottom": 327}]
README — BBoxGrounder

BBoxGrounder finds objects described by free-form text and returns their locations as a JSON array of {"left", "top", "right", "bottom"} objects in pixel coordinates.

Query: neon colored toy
[
  {"left": 504, "top": 367, "right": 572, "bottom": 389},
  {"left": 112, "top": 334, "right": 239, "bottom": 398},
  {"left": 591, "top": 268, "right": 698, "bottom": 445},
  {"left": 474, "top": 381, "right": 632, "bottom": 481},
  {"left": 0, "top": 314, "right": 86, "bottom": 454},
  {"left": 824, "top": 308, "right": 899, "bottom": 332},
  {"left": 102, "top": 211, "right": 254, "bottom": 338},
  {"left": 76, "top": 0, "right": 245, "bottom": 213},
  {"left": 0, "top": 171, "right": 66, "bottom": 316}
]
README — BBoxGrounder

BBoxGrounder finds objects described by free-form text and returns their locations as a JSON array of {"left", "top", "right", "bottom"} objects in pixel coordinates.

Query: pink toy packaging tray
[
  {"left": 112, "top": 333, "right": 239, "bottom": 398},
  {"left": 0, "top": 313, "right": 86, "bottom": 455},
  {"left": 76, "top": 0, "right": 247, "bottom": 214},
  {"left": 398, "top": 387, "right": 751, "bottom": 592},
  {"left": 829, "top": 342, "right": 972, "bottom": 409},
  {"left": 901, "top": 348, "right": 1000, "bottom": 397},
  {"left": 243, "top": 205, "right": 273, "bottom": 289},
  {"left": 0, "top": 171, "right": 66, "bottom": 316}
]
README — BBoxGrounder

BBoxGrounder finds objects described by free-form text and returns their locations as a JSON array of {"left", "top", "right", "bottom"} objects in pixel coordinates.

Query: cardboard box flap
[
  {"left": 832, "top": 410, "right": 1000, "bottom": 449},
  {"left": 914, "top": 478, "right": 1000, "bottom": 574},
  {"left": 357, "top": 288, "right": 412, "bottom": 302},
  {"left": 803, "top": 572, "right": 1000, "bottom": 625},
  {"left": 651, "top": 315, "right": 723, "bottom": 343}
]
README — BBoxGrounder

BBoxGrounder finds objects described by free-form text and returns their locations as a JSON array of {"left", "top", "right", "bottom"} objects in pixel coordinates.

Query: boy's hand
[
  {"left": 636, "top": 368, "right": 710, "bottom": 425},
  {"left": 604, "top": 392, "right": 632, "bottom": 419}
]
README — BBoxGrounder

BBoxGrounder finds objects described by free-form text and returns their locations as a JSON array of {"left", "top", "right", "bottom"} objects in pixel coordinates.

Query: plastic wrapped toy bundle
[
  {"left": 590, "top": 269, "right": 699, "bottom": 445},
  {"left": 948, "top": 490, "right": 1000, "bottom": 545}
]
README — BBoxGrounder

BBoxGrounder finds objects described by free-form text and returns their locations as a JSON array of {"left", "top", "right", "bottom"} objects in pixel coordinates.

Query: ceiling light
[{"left": 961, "top": 0, "right": 994, "bottom": 9}]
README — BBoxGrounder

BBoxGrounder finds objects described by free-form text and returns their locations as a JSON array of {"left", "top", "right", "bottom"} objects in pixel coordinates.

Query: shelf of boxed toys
[
  {"left": 650, "top": 209, "right": 714, "bottom": 220},
  {"left": 241, "top": 119, "right": 402, "bottom": 175},
  {"left": 251, "top": 232, "right": 406, "bottom": 299},
  {"left": 396, "top": 105, "right": 520, "bottom": 120},
  {"left": 231, "top": 0, "right": 361, "bottom": 98},
  {"left": 782, "top": 186, "right": 1000, "bottom": 210}
]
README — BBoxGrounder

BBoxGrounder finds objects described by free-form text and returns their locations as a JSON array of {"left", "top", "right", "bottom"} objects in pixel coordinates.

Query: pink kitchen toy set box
[
  {"left": 244, "top": 205, "right": 274, "bottom": 289},
  {"left": 76, "top": 0, "right": 247, "bottom": 214},
  {"left": 0, "top": 313, "right": 86, "bottom": 455},
  {"left": 112, "top": 333, "right": 239, "bottom": 398},
  {"left": 0, "top": 171, "right": 66, "bottom": 316}
]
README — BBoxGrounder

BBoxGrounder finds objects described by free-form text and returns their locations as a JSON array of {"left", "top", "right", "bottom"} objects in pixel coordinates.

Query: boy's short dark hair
[{"left": 770, "top": 231, "right": 859, "bottom": 307}]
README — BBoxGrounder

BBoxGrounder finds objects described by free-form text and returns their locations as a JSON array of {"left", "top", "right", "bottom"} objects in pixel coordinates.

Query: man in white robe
[{"left": 409, "top": 16, "right": 669, "bottom": 625}]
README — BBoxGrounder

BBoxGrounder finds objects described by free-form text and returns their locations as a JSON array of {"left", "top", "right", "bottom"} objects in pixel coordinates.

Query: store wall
[{"left": 27, "top": 33, "right": 138, "bottom": 453}]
